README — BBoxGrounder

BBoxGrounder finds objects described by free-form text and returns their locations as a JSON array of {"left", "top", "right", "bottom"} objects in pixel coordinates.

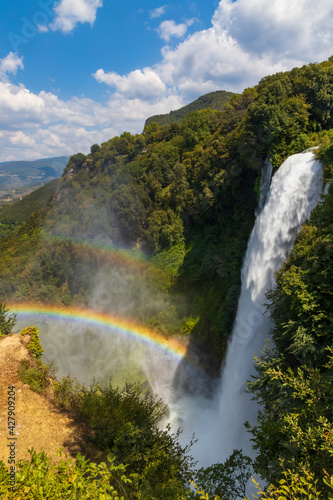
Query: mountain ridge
[
  {"left": 0, "top": 156, "right": 69, "bottom": 192},
  {"left": 145, "top": 90, "right": 235, "bottom": 127}
]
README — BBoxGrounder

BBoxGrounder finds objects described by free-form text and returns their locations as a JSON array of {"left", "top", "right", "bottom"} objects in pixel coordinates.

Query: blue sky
[{"left": 0, "top": 0, "right": 332, "bottom": 162}]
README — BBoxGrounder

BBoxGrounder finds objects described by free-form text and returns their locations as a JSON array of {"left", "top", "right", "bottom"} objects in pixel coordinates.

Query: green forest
[
  {"left": 145, "top": 90, "right": 234, "bottom": 127},
  {"left": 1, "top": 57, "right": 333, "bottom": 498}
]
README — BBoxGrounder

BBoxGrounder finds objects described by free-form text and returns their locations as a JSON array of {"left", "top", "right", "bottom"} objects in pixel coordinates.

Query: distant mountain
[
  {"left": 0, "top": 156, "right": 69, "bottom": 190},
  {"left": 145, "top": 90, "right": 235, "bottom": 127}
]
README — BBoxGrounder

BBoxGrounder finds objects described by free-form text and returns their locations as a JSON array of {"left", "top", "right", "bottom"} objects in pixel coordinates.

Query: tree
[
  {"left": 194, "top": 450, "right": 254, "bottom": 500},
  {"left": 53, "top": 378, "right": 195, "bottom": 499},
  {"left": 90, "top": 143, "right": 101, "bottom": 154},
  {"left": 247, "top": 184, "right": 333, "bottom": 490},
  {"left": 0, "top": 303, "right": 17, "bottom": 337}
]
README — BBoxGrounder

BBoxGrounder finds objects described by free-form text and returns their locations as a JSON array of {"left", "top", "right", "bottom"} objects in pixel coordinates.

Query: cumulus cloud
[
  {"left": 2, "top": 0, "right": 333, "bottom": 161},
  {"left": 93, "top": 68, "right": 167, "bottom": 101},
  {"left": 157, "top": 19, "right": 193, "bottom": 42},
  {"left": 212, "top": 0, "right": 333, "bottom": 62},
  {"left": 10, "top": 131, "right": 35, "bottom": 146},
  {"left": 156, "top": 27, "right": 286, "bottom": 99},
  {"left": 50, "top": 0, "right": 103, "bottom": 33},
  {"left": 0, "top": 76, "right": 183, "bottom": 161},
  {"left": 152, "top": 0, "right": 333, "bottom": 99},
  {"left": 0, "top": 52, "right": 24, "bottom": 81},
  {"left": 149, "top": 5, "right": 167, "bottom": 19},
  {"left": 95, "top": 0, "right": 333, "bottom": 107}
]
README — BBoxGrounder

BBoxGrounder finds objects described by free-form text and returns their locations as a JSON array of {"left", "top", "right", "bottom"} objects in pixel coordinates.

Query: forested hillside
[
  {"left": 0, "top": 58, "right": 333, "bottom": 498},
  {"left": 1, "top": 59, "right": 333, "bottom": 370},
  {"left": 0, "top": 179, "right": 60, "bottom": 238},
  {"left": 145, "top": 90, "right": 235, "bottom": 127}
]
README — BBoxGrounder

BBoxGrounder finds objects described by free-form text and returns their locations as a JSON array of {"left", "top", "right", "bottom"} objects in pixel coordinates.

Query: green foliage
[
  {"left": 317, "top": 132, "right": 333, "bottom": 181},
  {"left": 91, "top": 143, "right": 101, "bottom": 154},
  {"left": 1, "top": 56, "right": 333, "bottom": 500},
  {"left": 150, "top": 242, "right": 186, "bottom": 291},
  {"left": 53, "top": 377, "right": 195, "bottom": 499},
  {"left": 21, "top": 326, "right": 44, "bottom": 359},
  {"left": 181, "top": 110, "right": 222, "bottom": 149},
  {"left": 0, "top": 179, "right": 59, "bottom": 238},
  {"left": 253, "top": 462, "right": 333, "bottom": 499},
  {"left": 248, "top": 348, "right": 333, "bottom": 485},
  {"left": 0, "top": 449, "right": 130, "bottom": 499},
  {"left": 195, "top": 450, "right": 254, "bottom": 500},
  {"left": 145, "top": 90, "right": 234, "bottom": 127},
  {"left": 18, "top": 359, "right": 56, "bottom": 393},
  {"left": 147, "top": 209, "right": 184, "bottom": 252},
  {"left": 0, "top": 302, "right": 17, "bottom": 337}
]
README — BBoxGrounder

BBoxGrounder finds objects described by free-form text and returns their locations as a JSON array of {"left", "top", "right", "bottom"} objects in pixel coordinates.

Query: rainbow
[
  {"left": 9, "top": 302, "right": 188, "bottom": 362},
  {"left": 40, "top": 234, "right": 154, "bottom": 273}
]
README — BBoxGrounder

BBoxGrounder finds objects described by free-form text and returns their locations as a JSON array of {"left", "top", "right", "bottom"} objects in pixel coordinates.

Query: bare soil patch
[{"left": 0, "top": 334, "right": 86, "bottom": 464}]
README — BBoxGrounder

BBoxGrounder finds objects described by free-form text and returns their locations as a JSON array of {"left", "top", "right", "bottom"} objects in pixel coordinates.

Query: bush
[
  {"left": 53, "top": 377, "right": 195, "bottom": 499},
  {"left": 18, "top": 361, "right": 55, "bottom": 394},
  {"left": 20, "top": 326, "right": 44, "bottom": 359},
  {"left": 0, "top": 303, "right": 17, "bottom": 337},
  {"left": 0, "top": 449, "right": 130, "bottom": 499}
]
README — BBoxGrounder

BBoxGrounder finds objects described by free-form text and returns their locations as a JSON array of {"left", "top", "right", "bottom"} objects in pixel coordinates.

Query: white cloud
[
  {"left": 50, "top": 0, "right": 103, "bottom": 33},
  {"left": 93, "top": 68, "right": 167, "bottom": 101},
  {"left": 0, "top": 52, "right": 24, "bottom": 81},
  {"left": 10, "top": 131, "right": 35, "bottom": 146},
  {"left": 157, "top": 20, "right": 191, "bottom": 42},
  {"left": 151, "top": 0, "right": 333, "bottom": 99},
  {"left": 0, "top": 76, "right": 183, "bottom": 161},
  {"left": 156, "top": 27, "right": 287, "bottom": 98},
  {"left": 212, "top": 0, "right": 333, "bottom": 62},
  {"left": 149, "top": 5, "right": 167, "bottom": 19},
  {"left": 2, "top": 0, "right": 333, "bottom": 162},
  {"left": 38, "top": 25, "right": 49, "bottom": 33},
  {"left": 104, "top": 94, "right": 183, "bottom": 124}
]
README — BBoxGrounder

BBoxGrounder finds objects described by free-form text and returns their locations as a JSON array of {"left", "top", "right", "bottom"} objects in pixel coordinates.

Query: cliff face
[{"left": 0, "top": 334, "right": 85, "bottom": 464}]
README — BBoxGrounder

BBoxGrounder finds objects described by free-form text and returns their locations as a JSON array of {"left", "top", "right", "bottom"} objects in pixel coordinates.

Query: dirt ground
[{"left": 0, "top": 333, "right": 86, "bottom": 464}]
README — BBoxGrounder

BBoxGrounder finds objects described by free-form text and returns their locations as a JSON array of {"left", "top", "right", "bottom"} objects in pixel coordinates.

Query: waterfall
[
  {"left": 255, "top": 157, "right": 273, "bottom": 215},
  {"left": 213, "top": 151, "right": 323, "bottom": 459},
  {"left": 169, "top": 151, "right": 323, "bottom": 466}
]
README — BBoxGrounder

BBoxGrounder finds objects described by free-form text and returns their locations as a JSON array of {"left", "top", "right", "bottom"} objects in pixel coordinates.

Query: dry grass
[{"left": 0, "top": 333, "right": 88, "bottom": 464}]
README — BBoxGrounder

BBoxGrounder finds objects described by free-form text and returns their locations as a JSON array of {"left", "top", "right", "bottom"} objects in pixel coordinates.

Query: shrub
[
  {"left": 0, "top": 448, "right": 130, "bottom": 499},
  {"left": 0, "top": 303, "right": 17, "bottom": 337},
  {"left": 20, "top": 326, "right": 44, "bottom": 359}
]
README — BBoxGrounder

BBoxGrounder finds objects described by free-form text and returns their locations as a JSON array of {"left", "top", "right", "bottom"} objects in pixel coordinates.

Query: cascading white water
[
  {"left": 167, "top": 151, "right": 323, "bottom": 466},
  {"left": 212, "top": 151, "right": 323, "bottom": 459}
]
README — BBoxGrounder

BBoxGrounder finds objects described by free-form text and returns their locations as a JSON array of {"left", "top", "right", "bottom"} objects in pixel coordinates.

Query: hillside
[
  {"left": 0, "top": 156, "right": 69, "bottom": 203},
  {"left": 0, "top": 179, "right": 60, "bottom": 238},
  {"left": 0, "top": 327, "right": 194, "bottom": 499},
  {"left": 145, "top": 90, "right": 235, "bottom": 127},
  {"left": 0, "top": 333, "right": 87, "bottom": 463}
]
